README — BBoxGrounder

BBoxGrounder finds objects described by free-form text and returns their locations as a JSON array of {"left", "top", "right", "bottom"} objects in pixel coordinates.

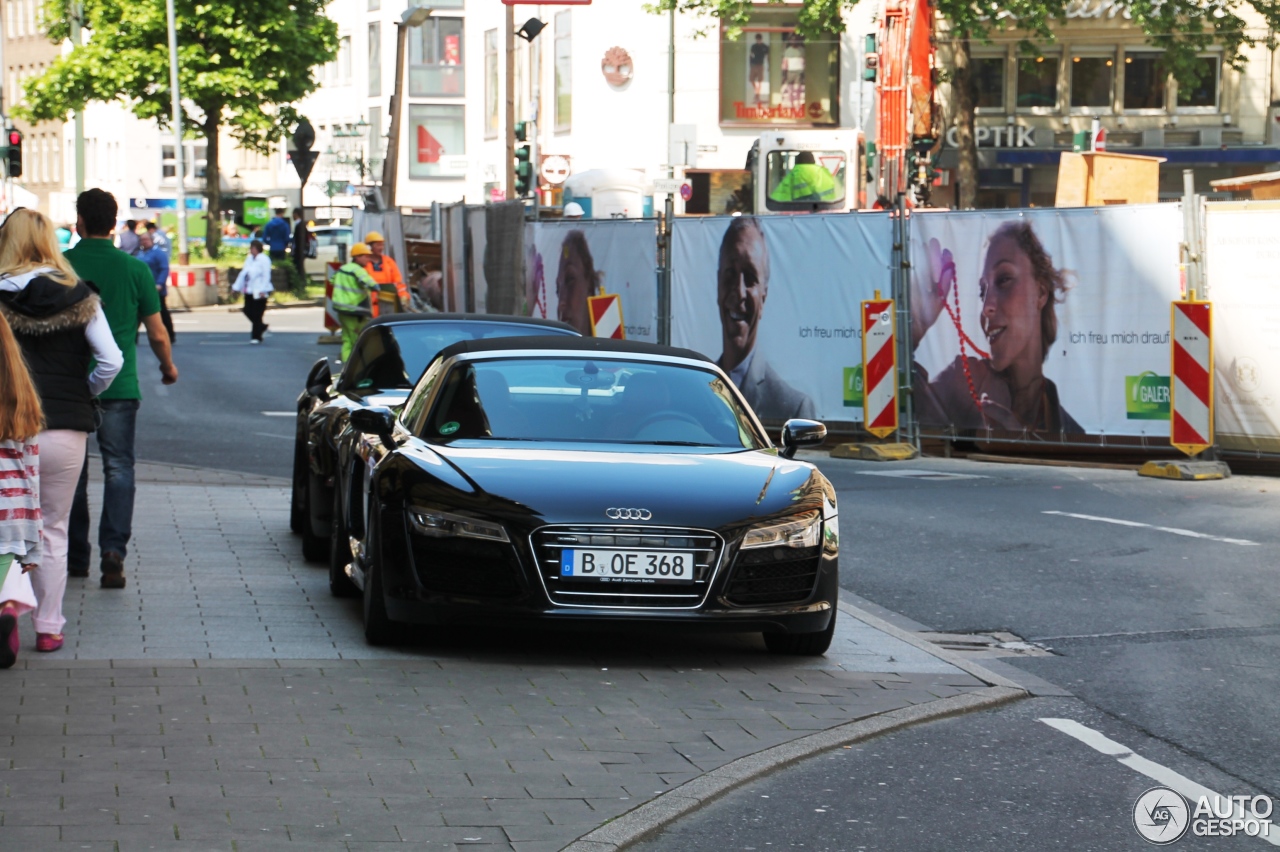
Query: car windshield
[
  {"left": 421, "top": 357, "right": 766, "bottom": 449},
  {"left": 339, "top": 323, "right": 577, "bottom": 394}
]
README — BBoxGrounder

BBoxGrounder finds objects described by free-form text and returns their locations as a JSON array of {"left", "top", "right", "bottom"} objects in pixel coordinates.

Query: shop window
[
  {"left": 1071, "top": 55, "right": 1113, "bottom": 110},
  {"left": 408, "top": 104, "right": 464, "bottom": 179},
  {"left": 409, "top": 18, "right": 464, "bottom": 97},
  {"left": 1016, "top": 55, "right": 1058, "bottom": 109},
  {"left": 719, "top": 7, "right": 839, "bottom": 126},
  {"left": 162, "top": 145, "right": 176, "bottom": 180},
  {"left": 1177, "top": 55, "right": 1219, "bottom": 110},
  {"left": 369, "top": 23, "right": 381, "bottom": 98},
  {"left": 554, "top": 11, "right": 571, "bottom": 132},
  {"left": 971, "top": 56, "right": 1005, "bottom": 110},
  {"left": 1123, "top": 52, "right": 1165, "bottom": 110},
  {"left": 485, "top": 29, "right": 499, "bottom": 138}
]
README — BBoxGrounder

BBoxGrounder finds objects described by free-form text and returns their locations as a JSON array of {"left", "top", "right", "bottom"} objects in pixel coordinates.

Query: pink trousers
[{"left": 30, "top": 429, "right": 86, "bottom": 635}]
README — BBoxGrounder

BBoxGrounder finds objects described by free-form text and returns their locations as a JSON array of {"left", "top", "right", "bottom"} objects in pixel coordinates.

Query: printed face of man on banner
[{"left": 714, "top": 217, "right": 816, "bottom": 422}]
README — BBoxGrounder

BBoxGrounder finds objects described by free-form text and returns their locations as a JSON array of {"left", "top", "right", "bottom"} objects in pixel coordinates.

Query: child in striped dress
[{"left": 0, "top": 309, "right": 43, "bottom": 668}]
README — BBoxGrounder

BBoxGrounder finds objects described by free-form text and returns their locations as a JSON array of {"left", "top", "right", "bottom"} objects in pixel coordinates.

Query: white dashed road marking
[
  {"left": 1040, "top": 718, "right": 1280, "bottom": 846},
  {"left": 1042, "top": 510, "right": 1259, "bottom": 546}
]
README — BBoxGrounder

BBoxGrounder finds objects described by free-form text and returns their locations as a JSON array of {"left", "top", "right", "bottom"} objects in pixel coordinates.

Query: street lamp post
[{"left": 381, "top": 6, "right": 432, "bottom": 210}]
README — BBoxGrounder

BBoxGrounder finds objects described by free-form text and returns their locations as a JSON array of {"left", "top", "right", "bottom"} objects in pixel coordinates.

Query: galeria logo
[
  {"left": 1134, "top": 787, "right": 1190, "bottom": 845},
  {"left": 1126, "top": 372, "right": 1171, "bottom": 420}
]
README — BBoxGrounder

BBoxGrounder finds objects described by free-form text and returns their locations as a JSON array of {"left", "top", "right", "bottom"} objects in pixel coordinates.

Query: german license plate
[{"left": 559, "top": 549, "right": 695, "bottom": 584}]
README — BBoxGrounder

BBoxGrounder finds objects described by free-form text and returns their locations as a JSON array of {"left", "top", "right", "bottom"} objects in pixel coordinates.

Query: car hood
[{"left": 418, "top": 444, "right": 827, "bottom": 531}]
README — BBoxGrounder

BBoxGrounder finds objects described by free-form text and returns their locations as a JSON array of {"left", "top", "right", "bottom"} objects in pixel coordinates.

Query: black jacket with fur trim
[{"left": 0, "top": 274, "right": 101, "bottom": 433}]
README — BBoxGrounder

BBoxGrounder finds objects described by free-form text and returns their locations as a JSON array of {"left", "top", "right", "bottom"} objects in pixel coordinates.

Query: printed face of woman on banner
[
  {"left": 556, "top": 230, "right": 599, "bottom": 335},
  {"left": 913, "top": 220, "right": 1076, "bottom": 434}
]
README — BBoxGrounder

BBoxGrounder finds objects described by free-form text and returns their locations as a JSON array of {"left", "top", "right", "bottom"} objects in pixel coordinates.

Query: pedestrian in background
[
  {"left": 364, "top": 231, "right": 410, "bottom": 313},
  {"left": 0, "top": 208, "right": 123, "bottom": 650},
  {"left": 0, "top": 310, "right": 44, "bottom": 668},
  {"left": 331, "top": 242, "right": 379, "bottom": 361},
  {"left": 144, "top": 221, "right": 170, "bottom": 256},
  {"left": 232, "top": 239, "right": 273, "bottom": 344},
  {"left": 138, "top": 233, "right": 173, "bottom": 344},
  {"left": 264, "top": 208, "right": 291, "bottom": 261},
  {"left": 291, "top": 208, "right": 310, "bottom": 282},
  {"left": 117, "top": 220, "right": 140, "bottom": 256},
  {"left": 65, "top": 189, "right": 179, "bottom": 590}
]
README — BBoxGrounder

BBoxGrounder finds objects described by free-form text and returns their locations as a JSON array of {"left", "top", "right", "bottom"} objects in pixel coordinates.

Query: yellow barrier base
[
  {"left": 1138, "top": 460, "right": 1231, "bottom": 481},
  {"left": 831, "top": 443, "right": 919, "bottom": 462}
]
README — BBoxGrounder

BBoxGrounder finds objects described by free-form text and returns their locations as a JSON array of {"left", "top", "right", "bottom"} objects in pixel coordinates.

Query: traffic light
[
  {"left": 5, "top": 128, "right": 21, "bottom": 179},
  {"left": 515, "top": 121, "right": 528, "bottom": 143},
  {"left": 515, "top": 143, "right": 533, "bottom": 197},
  {"left": 863, "top": 35, "right": 877, "bottom": 82}
]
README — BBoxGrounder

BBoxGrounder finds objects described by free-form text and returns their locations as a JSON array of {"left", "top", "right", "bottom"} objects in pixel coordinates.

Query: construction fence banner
[
  {"left": 1203, "top": 203, "right": 1280, "bottom": 454},
  {"left": 909, "top": 205, "right": 1184, "bottom": 439},
  {"left": 523, "top": 220, "right": 659, "bottom": 341},
  {"left": 671, "top": 213, "right": 893, "bottom": 422}
]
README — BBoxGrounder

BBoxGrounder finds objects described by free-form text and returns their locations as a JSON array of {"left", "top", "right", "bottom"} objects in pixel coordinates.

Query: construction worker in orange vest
[{"left": 364, "top": 231, "right": 412, "bottom": 313}]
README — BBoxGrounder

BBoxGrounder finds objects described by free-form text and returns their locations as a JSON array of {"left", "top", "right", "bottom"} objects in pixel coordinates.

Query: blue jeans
[{"left": 69, "top": 399, "right": 139, "bottom": 572}]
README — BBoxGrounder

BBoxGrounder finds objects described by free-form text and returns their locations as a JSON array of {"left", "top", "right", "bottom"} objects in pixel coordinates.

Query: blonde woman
[
  {"left": 0, "top": 209, "right": 122, "bottom": 652},
  {"left": 0, "top": 309, "right": 44, "bottom": 667}
]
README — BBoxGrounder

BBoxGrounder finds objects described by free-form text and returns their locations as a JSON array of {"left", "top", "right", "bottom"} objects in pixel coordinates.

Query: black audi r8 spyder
[
  {"left": 340, "top": 336, "right": 839, "bottom": 655},
  {"left": 290, "top": 314, "right": 580, "bottom": 591}
]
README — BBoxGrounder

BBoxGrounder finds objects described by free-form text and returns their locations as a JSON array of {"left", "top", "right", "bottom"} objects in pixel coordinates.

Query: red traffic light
[{"left": 7, "top": 131, "right": 19, "bottom": 146}]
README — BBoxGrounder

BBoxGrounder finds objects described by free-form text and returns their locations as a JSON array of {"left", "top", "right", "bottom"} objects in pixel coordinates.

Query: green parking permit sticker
[
  {"left": 439, "top": 421, "right": 460, "bottom": 435},
  {"left": 1125, "top": 372, "right": 1171, "bottom": 420},
  {"left": 843, "top": 365, "right": 864, "bottom": 408}
]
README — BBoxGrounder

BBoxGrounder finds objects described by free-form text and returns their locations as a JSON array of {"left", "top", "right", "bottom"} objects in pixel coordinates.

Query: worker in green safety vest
[
  {"left": 769, "top": 152, "right": 838, "bottom": 204},
  {"left": 331, "top": 242, "right": 380, "bottom": 361}
]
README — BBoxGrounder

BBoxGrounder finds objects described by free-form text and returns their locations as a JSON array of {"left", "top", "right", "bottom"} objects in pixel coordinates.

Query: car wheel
[
  {"left": 329, "top": 485, "right": 358, "bottom": 598},
  {"left": 763, "top": 610, "right": 836, "bottom": 656},
  {"left": 290, "top": 434, "right": 308, "bottom": 534},
  {"left": 300, "top": 474, "right": 328, "bottom": 563},
  {"left": 362, "top": 504, "right": 398, "bottom": 646}
]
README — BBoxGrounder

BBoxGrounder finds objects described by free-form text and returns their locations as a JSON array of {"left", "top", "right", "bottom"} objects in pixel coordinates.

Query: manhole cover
[{"left": 918, "top": 631, "right": 1055, "bottom": 657}]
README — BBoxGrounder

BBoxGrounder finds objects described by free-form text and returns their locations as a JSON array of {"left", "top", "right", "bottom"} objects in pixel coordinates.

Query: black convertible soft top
[
  {"left": 366, "top": 313, "right": 578, "bottom": 334},
  {"left": 436, "top": 335, "right": 714, "bottom": 364}
]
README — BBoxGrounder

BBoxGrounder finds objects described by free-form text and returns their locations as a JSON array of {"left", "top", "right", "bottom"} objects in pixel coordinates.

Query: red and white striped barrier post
[
  {"left": 862, "top": 291, "right": 898, "bottom": 439},
  {"left": 1170, "top": 298, "right": 1213, "bottom": 457},
  {"left": 587, "top": 293, "right": 625, "bottom": 339}
]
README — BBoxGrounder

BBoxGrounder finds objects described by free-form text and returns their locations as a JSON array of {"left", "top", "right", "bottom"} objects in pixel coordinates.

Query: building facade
[{"left": 935, "top": 4, "right": 1280, "bottom": 207}]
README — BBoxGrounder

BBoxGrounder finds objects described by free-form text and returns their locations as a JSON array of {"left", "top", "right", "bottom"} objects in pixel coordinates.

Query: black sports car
[
  {"left": 341, "top": 336, "right": 838, "bottom": 655},
  {"left": 290, "top": 314, "right": 580, "bottom": 592}
]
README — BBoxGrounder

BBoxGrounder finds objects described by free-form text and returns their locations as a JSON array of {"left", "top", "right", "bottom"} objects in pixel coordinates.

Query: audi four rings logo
[{"left": 606, "top": 508, "right": 652, "bottom": 520}]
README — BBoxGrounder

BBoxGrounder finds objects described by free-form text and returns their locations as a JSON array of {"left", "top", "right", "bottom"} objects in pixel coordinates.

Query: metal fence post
[
  {"left": 892, "top": 194, "right": 918, "bottom": 450},
  {"left": 657, "top": 197, "right": 673, "bottom": 345}
]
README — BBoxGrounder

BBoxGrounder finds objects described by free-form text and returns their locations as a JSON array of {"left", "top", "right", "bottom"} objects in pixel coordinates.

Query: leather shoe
[{"left": 100, "top": 552, "right": 126, "bottom": 589}]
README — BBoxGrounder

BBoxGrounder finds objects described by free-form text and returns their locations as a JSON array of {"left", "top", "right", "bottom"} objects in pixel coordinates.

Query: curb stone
[{"left": 561, "top": 686, "right": 1026, "bottom": 851}]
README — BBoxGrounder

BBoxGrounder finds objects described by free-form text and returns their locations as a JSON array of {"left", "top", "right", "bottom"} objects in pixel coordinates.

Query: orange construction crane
[{"left": 870, "top": 0, "right": 938, "bottom": 205}]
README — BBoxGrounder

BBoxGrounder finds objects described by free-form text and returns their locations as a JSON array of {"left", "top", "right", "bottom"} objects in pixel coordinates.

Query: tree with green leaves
[
  {"left": 22, "top": 0, "right": 338, "bottom": 256},
  {"left": 649, "top": 0, "right": 1280, "bottom": 208}
]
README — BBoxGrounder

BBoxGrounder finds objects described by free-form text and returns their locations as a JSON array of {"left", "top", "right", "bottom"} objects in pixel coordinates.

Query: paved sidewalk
[{"left": 0, "top": 462, "right": 995, "bottom": 851}]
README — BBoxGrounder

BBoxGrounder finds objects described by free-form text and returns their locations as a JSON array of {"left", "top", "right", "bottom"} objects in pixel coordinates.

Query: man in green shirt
[{"left": 66, "top": 189, "right": 179, "bottom": 589}]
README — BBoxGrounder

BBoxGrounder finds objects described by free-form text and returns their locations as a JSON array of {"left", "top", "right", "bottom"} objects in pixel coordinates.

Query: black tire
[
  {"left": 329, "top": 485, "right": 358, "bottom": 598},
  {"left": 289, "top": 435, "right": 307, "bottom": 535},
  {"left": 362, "top": 504, "right": 398, "bottom": 646},
  {"left": 763, "top": 610, "right": 837, "bottom": 656},
  {"left": 300, "top": 473, "right": 328, "bottom": 563}
]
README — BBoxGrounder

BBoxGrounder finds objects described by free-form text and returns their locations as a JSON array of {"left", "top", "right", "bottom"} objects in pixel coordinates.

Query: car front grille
[
  {"left": 722, "top": 545, "right": 822, "bottom": 606},
  {"left": 409, "top": 537, "right": 522, "bottom": 598},
  {"left": 531, "top": 525, "right": 723, "bottom": 609}
]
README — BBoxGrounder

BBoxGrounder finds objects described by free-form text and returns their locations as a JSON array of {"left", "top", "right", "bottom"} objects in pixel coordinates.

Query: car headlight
[
  {"left": 407, "top": 506, "right": 510, "bottom": 543},
  {"left": 740, "top": 510, "right": 821, "bottom": 550}
]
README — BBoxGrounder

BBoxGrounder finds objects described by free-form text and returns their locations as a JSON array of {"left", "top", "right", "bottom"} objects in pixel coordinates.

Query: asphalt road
[
  {"left": 640, "top": 457, "right": 1279, "bottom": 849},
  {"left": 115, "top": 304, "right": 333, "bottom": 477},
  {"left": 634, "top": 697, "right": 1263, "bottom": 851}
]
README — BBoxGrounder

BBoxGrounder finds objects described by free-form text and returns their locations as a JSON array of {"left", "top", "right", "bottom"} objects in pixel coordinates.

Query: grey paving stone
[{"left": 0, "top": 462, "right": 987, "bottom": 849}]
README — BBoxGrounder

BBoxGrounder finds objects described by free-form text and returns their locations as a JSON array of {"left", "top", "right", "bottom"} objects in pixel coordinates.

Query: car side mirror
[
  {"left": 779, "top": 419, "right": 826, "bottom": 459},
  {"left": 351, "top": 406, "right": 397, "bottom": 444},
  {"left": 305, "top": 357, "right": 333, "bottom": 400}
]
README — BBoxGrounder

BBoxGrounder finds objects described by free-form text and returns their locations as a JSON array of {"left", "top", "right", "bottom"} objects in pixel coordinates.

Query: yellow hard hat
[
  {"left": 350, "top": 242, "right": 372, "bottom": 258},
  {"left": 364, "top": 231, "right": 385, "bottom": 244}
]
